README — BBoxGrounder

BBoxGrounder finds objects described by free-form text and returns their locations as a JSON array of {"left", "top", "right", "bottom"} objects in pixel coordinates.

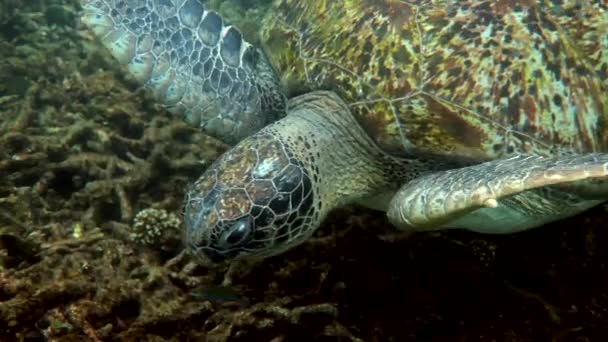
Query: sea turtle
[{"left": 80, "top": 0, "right": 608, "bottom": 262}]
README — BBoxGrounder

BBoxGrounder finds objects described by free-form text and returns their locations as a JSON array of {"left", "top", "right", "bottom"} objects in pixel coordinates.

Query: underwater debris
[
  {"left": 0, "top": 233, "right": 41, "bottom": 269},
  {"left": 190, "top": 285, "right": 250, "bottom": 305}
]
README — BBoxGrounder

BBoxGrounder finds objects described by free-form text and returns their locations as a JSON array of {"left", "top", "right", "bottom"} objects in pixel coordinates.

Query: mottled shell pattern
[{"left": 261, "top": 0, "right": 608, "bottom": 159}]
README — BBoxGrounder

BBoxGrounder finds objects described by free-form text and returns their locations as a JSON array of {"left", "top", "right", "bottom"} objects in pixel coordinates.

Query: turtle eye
[{"left": 220, "top": 217, "right": 252, "bottom": 247}]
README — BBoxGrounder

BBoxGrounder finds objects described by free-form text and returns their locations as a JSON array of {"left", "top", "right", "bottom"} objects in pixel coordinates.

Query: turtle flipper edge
[
  {"left": 387, "top": 154, "right": 608, "bottom": 233},
  {"left": 79, "top": 0, "right": 285, "bottom": 144}
]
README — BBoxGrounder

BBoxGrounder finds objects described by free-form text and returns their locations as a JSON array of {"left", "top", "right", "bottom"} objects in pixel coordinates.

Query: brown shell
[{"left": 260, "top": 0, "right": 608, "bottom": 159}]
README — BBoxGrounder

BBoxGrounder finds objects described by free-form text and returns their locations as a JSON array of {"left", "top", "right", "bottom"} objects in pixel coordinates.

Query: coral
[{"left": 131, "top": 208, "right": 182, "bottom": 249}]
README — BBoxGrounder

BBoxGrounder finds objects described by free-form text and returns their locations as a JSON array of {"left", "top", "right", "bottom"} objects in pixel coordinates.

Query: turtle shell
[{"left": 260, "top": 0, "right": 608, "bottom": 160}]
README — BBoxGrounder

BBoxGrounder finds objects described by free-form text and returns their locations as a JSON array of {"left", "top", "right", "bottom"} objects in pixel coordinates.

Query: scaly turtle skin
[
  {"left": 80, "top": 0, "right": 608, "bottom": 262},
  {"left": 262, "top": 1, "right": 608, "bottom": 157},
  {"left": 80, "top": 0, "right": 285, "bottom": 144}
]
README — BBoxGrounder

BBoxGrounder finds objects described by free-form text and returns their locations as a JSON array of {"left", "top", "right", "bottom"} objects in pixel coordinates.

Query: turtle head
[{"left": 184, "top": 132, "right": 318, "bottom": 262}]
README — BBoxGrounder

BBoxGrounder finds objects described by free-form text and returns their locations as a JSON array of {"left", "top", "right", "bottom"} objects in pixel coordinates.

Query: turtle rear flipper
[
  {"left": 387, "top": 154, "right": 608, "bottom": 233},
  {"left": 79, "top": 0, "right": 285, "bottom": 144}
]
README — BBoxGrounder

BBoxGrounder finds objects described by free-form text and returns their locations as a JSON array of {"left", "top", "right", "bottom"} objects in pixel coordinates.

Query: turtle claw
[{"left": 387, "top": 153, "right": 608, "bottom": 232}]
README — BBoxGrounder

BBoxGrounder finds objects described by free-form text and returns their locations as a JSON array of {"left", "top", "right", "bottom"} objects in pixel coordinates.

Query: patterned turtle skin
[
  {"left": 79, "top": 0, "right": 286, "bottom": 144},
  {"left": 261, "top": 0, "right": 607, "bottom": 158},
  {"left": 80, "top": 0, "right": 608, "bottom": 262}
]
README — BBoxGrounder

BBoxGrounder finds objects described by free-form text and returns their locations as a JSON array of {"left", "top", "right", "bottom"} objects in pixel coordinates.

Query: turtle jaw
[{"left": 183, "top": 131, "right": 320, "bottom": 262}]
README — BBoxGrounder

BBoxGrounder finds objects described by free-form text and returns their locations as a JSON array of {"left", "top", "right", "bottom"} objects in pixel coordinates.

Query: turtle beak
[
  {"left": 201, "top": 247, "right": 241, "bottom": 263},
  {"left": 202, "top": 248, "right": 227, "bottom": 263}
]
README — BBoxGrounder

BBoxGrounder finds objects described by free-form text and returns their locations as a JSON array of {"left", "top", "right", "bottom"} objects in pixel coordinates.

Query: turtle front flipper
[
  {"left": 79, "top": 0, "right": 285, "bottom": 144},
  {"left": 387, "top": 154, "right": 608, "bottom": 234}
]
